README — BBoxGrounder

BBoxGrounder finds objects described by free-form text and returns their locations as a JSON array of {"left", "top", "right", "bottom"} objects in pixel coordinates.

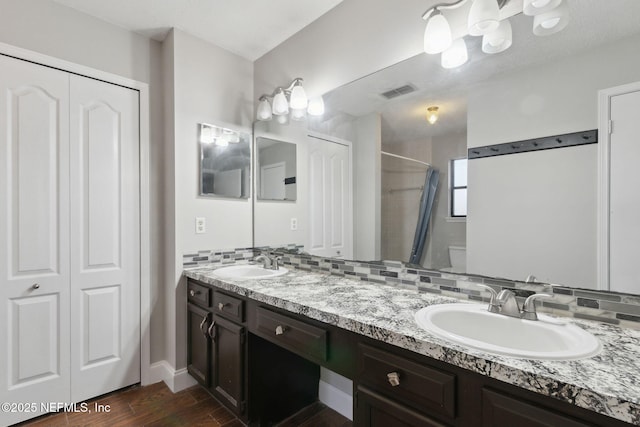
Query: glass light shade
[
  {"left": 307, "top": 96, "right": 325, "bottom": 116},
  {"left": 223, "top": 129, "right": 240, "bottom": 143},
  {"left": 199, "top": 124, "right": 214, "bottom": 144},
  {"left": 426, "top": 106, "right": 439, "bottom": 125},
  {"left": 256, "top": 98, "right": 272, "bottom": 121},
  {"left": 276, "top": 113, "right": 289, "bottom": 125},
  {"left": 272, "top": 89, "right": 289, "bottom": 115},
  {"left": 482, "top": 19, "right": 512, "bottom": 54},
  {"left": 214, "top": 137, "right": 229, "bottom": 147},
  {"left": 468, "top": 0, "right": 500, "bottom": 36},
  {"left": 523, "top": 0, "right": 562, "bottom": 16},
  {"left": 289, "top": 84, "right": 308, "bottom": 110},
  {"left": 424, "top": 12, "right": 452, "bottom": 54},
  {"left": 533, "top": 2, "right": 569, "bottom": 36},
  {"left": 441, "top": 38, "right": 468, "bottom": 69},
  {"left": 291, "top": 108, "right": 306, "bottom": 121}
]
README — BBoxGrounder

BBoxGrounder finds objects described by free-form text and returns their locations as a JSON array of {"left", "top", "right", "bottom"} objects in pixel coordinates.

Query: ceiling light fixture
[
  {"left": 256, "top": 78, "right": 324, "bottom": 123},
  {"left": 427, "top": 106, "right": 440, "bottom": 124},
  {"left": 422, "top": 0, "right": 569, "bottom": 69}
]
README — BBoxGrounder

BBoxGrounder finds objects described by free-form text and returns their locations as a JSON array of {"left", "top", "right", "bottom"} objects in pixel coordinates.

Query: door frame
[
  {"left": 597, "top": 81, "right": 640, "bottom": 291},
  {"left": 0, "top": 42, "right": 152, "bottom": 385}
]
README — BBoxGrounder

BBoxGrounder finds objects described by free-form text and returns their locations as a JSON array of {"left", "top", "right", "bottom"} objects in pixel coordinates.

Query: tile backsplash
[{"left": 183, "top": 246, "right": 640, "bottom": 330}]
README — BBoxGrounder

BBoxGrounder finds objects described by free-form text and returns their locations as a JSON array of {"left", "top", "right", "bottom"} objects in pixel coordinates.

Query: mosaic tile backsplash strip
[{"left": 183, "top": 246, "right": 640, "bottom": 330}]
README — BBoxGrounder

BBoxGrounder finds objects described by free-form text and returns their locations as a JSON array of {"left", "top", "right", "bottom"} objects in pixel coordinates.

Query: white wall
[
  {"left": 168, "top": 29, "right": 254, "bottom": 370},
  {"left": 467, "top": 34, "right": 640, "bottom": 288},
  {"left": 354, "top": 114, "right": 382, "bottom": 260},
  {"left": 0, "top": 0, "right": 166, "bottom": 364}
]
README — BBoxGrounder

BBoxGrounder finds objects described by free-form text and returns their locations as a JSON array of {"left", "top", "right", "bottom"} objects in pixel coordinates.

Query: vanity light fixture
[
  {"left": 422, "top": 0, "right": 569, "bottom": 68},
  {"left": 427, "top": 106, "right": 440, "bottom": 124},
  {"left": 256, "top": 78, "right": 325, "bottom": 123}
]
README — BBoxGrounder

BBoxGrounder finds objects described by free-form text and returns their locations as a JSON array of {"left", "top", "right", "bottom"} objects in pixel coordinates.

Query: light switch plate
[
  {"left": 290, "top": 218, "right": 298, "bottom": 231},
  {"left": 195, "top": 217, "right": 206, "bottom": 234}
]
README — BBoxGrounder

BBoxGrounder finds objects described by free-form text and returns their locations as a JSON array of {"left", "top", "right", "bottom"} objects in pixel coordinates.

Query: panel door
[
  {"left": 307, "top": 137, "right": 352, "bottom": 259},
  {"left": 187, "top": 304, "right": 211, "bottom": 387},
  {"left": 69, "top": 75, "right": 140, "bottom": 402},
  {"left": 609, "top": 89, "right": 640, "bottom": 294},
  {"left": 211, "top": 315, "right": 245, "bottom": 415},
  {"left": 0, "top": 55, "right": 71, "bottom": 425}
]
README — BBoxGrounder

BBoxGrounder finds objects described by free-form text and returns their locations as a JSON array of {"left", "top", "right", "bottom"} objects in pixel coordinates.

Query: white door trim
[
  {"left": 0, "top": 42, "right": 152, "bottom": 385},
  {"left": 597, "top": 80, "right": 640, "bottom": 291}
]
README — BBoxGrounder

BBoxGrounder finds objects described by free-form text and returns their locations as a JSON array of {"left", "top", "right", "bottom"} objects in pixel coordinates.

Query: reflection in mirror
[
  {"left": 253, "top": 1, "right": 640, "bottom": 292},
  {"left": 199, "top": 123, "right": 251, "bottom": 199},
  {"left": 256, "top": 137, "right": 297, "bottom": 201}
]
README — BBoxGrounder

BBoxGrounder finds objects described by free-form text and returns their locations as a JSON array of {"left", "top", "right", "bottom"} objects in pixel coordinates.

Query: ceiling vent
[{"left": 380, "top": 84, "right": 417, "bottom": 100}]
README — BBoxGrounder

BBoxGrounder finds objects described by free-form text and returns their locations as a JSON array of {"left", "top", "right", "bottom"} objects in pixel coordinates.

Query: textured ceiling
[{"left": 53, "top": 0, "right": 343, "bottom": 61}]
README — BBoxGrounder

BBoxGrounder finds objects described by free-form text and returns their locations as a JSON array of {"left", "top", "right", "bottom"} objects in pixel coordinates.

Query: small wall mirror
[
  {"left": 256, "top": 137, "right": 297, "bottom": 201},
  {"left": 199, "top": 123, "right": 251, "bottom": 199}
]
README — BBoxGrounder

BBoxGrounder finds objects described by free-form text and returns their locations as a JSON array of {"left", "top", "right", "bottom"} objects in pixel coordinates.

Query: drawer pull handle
[
  {"left": 208, "top": 321, "right": 216, "bottom": 341},
  {"left": 199, "top": 314, "right": 209, "bottom": 336},
  {"left": 387, "top": 372, "right": 400, "bottom": 387},
  {"left": 189, "top": 289, "right": 201, "bottom": 297},
  {"left": 275, "top": 325, "right": 286, "bottom": 336},
  {"left": 218, "top": 302, "right": 226, "bottom": 311},
  {"left": 32, "top": 283, "right": 40, "bottom": 290}
]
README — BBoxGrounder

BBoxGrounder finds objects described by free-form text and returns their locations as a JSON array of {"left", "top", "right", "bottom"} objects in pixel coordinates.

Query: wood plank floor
[{"left": 15, "top": 382, "right": 352, "bottom": 427}]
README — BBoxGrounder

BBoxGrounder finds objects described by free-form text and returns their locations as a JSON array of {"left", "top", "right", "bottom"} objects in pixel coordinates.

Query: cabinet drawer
[
  {"left": 482, "top": 388, "right": 591, "bottom": 427},
  {"left": 188, "top": 280, "right": 210, "bottom": 307},
  {"left": 214, "top": 290, "right": 244, "bottom": 323},
  {"left": 255, "top": 307, "right": 327, "bottom": 362},
  {"left": 357, "top": 386, "right": 449, "bottom": 427},
  {"left": 358, "top": 344, "right": 456, "bottom": 419}
]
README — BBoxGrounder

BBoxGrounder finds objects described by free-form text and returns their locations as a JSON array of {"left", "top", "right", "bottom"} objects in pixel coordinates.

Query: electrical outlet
[
  {"left": 290, "top": 218, "right": 298, "bottom": 231},
  {"left": 195, "top": 217, "right": 206, "bottom": 234}
]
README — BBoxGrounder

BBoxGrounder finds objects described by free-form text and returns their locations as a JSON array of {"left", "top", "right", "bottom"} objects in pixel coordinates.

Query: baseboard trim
[
  {"left": 148, "top": 361, "right": 197, "bottom": 393},
  {"left": 318, "top": 379, "right": 353, "bottom": 420}
]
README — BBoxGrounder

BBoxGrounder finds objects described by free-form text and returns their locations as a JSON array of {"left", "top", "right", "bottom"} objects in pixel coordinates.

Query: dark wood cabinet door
[
  {"left": 356, "top": 386, "right": 449, "bottom": 427},
  {"left": 187, "top": 303, "right": 211, "bottom": 387},
  {"left": 211, "top": 315, "right": 246, "bottom": 415}
]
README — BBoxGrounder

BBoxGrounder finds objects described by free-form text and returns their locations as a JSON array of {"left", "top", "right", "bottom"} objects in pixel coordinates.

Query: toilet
[{"left": 447, "top": 246, "right": 467, "bottom": 272}]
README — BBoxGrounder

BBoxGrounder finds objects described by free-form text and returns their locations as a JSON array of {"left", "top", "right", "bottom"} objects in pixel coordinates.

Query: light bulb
[
  {"left": 482, "top": 19, "right": 512, "bottom": 54},
  {"left": 426, "top": 106, "right": 439, "bottom": 125},
  {"left": 307, "top": 96, "right": 325, "bottom": 116},
  {"left": 523, "top": 0, "right": 562, "bottom": 16},
  {"left": 468, "top": 0, "right": 500, "bottom": 36},
  {"left": 441, "top": 38, "right": 468, "bottom": 69},
  {"left": 257, "top": 98, "right": 272, "bottom": 121},
  {"left": 533, "top": 2, "right": 568, "bottom": 36},
  {"left": 276, "top": 113, "right": 289, "bottom": 125},
  {"left": 424, "top": 11, "right": 452, "bottom": 54},
  {"left": 289, "top": 82, "right": 308, "bottom": 110},
  {"left": 272, "top": 89, "right": 289, "bottom": 115}
]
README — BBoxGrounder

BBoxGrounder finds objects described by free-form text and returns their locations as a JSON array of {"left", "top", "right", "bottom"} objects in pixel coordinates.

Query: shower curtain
[{"left": 409, "top": 167, "right": 439, "bottom": 265}]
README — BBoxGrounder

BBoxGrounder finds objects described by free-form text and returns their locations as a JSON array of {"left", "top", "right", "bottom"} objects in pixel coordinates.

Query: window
[{"left": 450, "top": 158, "right": 468, "bottom": 217}]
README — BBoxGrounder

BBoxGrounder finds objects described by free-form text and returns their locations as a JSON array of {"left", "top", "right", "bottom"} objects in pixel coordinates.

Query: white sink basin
[
  {"left": 415, "top": 303, "right": 601, "bottom": 360},
  {"left": 212, "top": 264, "right": 288, "bottom": 280}
]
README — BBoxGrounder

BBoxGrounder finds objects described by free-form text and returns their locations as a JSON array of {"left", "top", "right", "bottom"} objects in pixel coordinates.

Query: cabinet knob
[
  {"left": 189, "top": 290, "right": 195, "bottom": 297},
  {"left": 275, "top": 325, "right": 285, "bottom": 336},
  {"left": 218, "top": 302, "right": 225, "bottom": 311},
  {"left": 387, "top": 372, "right": 400, "bottom": 387},
  {"left": 32, "top": 283, "right": 40, "bottom": 290}
]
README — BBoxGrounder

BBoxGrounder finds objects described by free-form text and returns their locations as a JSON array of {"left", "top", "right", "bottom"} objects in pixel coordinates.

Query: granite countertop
[{"left": 184, "top": 264, "right": 640, "bottom": 425}]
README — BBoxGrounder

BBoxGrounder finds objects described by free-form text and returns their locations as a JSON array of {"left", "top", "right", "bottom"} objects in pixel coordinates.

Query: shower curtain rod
[{"left": 381, "top": 151, "right": 432, "bottom": 167}]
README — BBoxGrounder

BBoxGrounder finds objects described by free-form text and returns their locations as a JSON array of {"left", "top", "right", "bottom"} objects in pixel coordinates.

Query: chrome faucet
[
  {"left": 253, "top": 253, "right": 282, "bottom": 270},
  {"left": 476, "top": 284, "right": 552, "bottom": 320}
]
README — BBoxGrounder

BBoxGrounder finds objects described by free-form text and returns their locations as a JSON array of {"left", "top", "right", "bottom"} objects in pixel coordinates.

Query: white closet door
[
  {"left": 609, "top": 90, "right": 640, "bottom": 294},
  {"left": 69, "top": 75, "right": 140, "bottom": 401},
  {"left": 0, "top": 55, "right": 71, "bottom": 425},
  {"left": 308, "top": 138, "right": 352, "bottom": 259}
]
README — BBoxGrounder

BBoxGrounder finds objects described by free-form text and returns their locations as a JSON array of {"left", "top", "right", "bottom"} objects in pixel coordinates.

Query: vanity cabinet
[
  {"left": 187, "top": 280, "right": 247, "bottom": 418},
  {"left": 186, "top": 278, "right": 632, "bottom": 427}
]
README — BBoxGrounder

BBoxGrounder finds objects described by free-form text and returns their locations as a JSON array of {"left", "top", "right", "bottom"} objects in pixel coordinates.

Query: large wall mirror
[
  {"left": 252, "top": 0, "right": 640, "bottom": 292},
  {"left": 199, "top": 123, "right": 251, "bottom": 199},
  {"left": 256, "top": 137, "right": 297, "bottom": 201}
]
